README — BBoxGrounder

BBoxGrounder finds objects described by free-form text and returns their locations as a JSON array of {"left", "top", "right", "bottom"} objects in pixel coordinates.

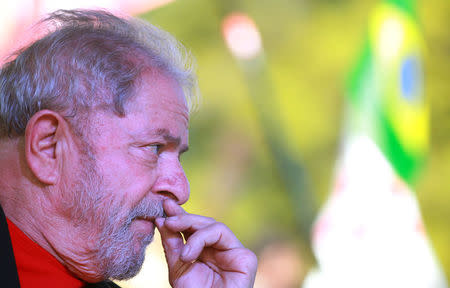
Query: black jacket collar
[{"left": 0, "top": 205, "right": 20, "bottom": 288}]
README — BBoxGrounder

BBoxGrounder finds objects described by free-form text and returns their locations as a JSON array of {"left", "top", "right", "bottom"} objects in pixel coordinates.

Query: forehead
[
  {"left": 121, "top": 70, "right": 190, "bottom": 135},
  {"left": 127, "top": 70, "right": 188, "bottom": 116},
  {"left": 84, "top": 69, "right": 189, "bottom": 145}
]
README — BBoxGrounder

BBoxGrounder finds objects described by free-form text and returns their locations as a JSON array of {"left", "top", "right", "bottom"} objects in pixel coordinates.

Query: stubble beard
[
  {"left": 96, "top": 197, "right": 164, "bottom": 280},
  {"left": 74, "top": 144, "right": 164, "bottom": 280}
]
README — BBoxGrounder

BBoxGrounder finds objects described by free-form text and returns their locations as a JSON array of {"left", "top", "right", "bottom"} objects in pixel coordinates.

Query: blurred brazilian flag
[
  {"left": 303, "top": 0, "right": 448, "bottom": 287},
  {"left": 347, "top": 0, "right": 427, "bottom": 185}
]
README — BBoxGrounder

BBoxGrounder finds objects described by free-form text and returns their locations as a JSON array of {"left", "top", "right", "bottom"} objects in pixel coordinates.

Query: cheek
[{"left": 97, "top": 153, "right": 158, "bottom": 207}]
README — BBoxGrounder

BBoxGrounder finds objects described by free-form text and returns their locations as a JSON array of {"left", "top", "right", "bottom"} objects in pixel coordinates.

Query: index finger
[{"left": 163, "top": 199, "right": 187, "bottom": 217}]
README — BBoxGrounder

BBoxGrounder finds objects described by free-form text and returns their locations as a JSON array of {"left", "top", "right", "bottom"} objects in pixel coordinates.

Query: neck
[
  {"left": 3, "top": 187, "right": 105, "bottom": 282},
  {"left": 0, "top": 137, "right": 104, "bottom": 283}
]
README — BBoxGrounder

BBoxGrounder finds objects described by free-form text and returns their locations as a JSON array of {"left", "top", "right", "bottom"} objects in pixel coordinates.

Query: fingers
[
  {"left": 163, "top": 199, "right": 187, "bottom": 217},
  {"left": 162, "top": 209, "right": 244, "bottom": 264},
  {"left": 156, "top": 199, "right": 198, "bottom": 270},
  {"left": 155, "top": 217, "right": 184, "bottom": 269},
  {"left": 159, "top": 199, "right": 244, "bottom": 262},
  {"left": 157, "top": 200, "right": 258, "bottom": 287},
  {"left": 164, "top": 214, "right": 216, "bottom": 233},
  {"left": 179, "top": 222, "right": 244, "bottom": 263}
]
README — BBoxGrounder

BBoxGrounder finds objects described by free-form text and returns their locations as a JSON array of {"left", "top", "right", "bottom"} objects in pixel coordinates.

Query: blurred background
[{"left": 1, "top": 0, "right": 449, "bottom": 287}]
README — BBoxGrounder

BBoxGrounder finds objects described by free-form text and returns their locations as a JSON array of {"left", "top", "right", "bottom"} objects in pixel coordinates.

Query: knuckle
[
  {"left": 208, "top": 222, "right": 230, "bottom": 235},
  {"left": 203, "top": 216, "right": 215, "bottom": 223},
  {"left": 241, "top": 248, "right": 258, "bottom": 270},
  {"left": 249, "top": 250, "right": 258, "bottom": 265},
  {"left": 211, "top": 222, "right": 227, "bottom": 231}
]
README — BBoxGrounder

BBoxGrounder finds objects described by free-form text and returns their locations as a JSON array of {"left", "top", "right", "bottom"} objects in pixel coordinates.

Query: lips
[
  {"left": 133, "top": 217, "right": 155, "bottom": 235},
  {"left": 135, "top": 216, "right": 156, "bottom": 223}
]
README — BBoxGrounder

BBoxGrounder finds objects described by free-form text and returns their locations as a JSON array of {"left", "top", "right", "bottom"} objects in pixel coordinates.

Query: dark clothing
[{"left": 0, "top": 204, "right": 20, "bottom": 288}]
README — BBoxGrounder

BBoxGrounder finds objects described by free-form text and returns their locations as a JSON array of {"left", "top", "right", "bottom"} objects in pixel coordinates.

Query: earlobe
[{"left": 25, "top": 110, "right": 69, "bottom": 185}]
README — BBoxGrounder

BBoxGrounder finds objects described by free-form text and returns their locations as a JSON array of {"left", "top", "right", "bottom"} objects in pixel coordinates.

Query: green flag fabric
[{"left": 347, "top": 0, "right": 427, "bottom": 184}]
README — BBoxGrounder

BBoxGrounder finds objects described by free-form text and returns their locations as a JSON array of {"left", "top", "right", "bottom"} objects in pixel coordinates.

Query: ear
[{"left": 25, "top": 110, "right": 73, "bottom": 185}]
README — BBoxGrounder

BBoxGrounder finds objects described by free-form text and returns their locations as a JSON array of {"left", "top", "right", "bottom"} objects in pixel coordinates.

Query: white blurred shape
[
  {"left": 40, "top": 0, "right": 174, "bottom": 15},
  {"left": 222, "top": 12, "right": 262, "bottom": 60},
  {"left": 0, "top": 0, "right": 175, "bottom": 62},
  {"left": 41, "top": 0, "right": 119, "bottom": 12},
  {"left": 304, "top": 135, "right": 448, "bottom": 288}
]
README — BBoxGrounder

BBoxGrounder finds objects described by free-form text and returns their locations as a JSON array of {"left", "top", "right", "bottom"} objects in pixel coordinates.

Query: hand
[{"left": 155, "top": 199, "right": 257, "bottom": 288}]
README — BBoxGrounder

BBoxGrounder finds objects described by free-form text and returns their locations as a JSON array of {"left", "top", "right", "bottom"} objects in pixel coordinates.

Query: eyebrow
[{"left": 155, "top": 128, "right": 189, "bottom": 153}]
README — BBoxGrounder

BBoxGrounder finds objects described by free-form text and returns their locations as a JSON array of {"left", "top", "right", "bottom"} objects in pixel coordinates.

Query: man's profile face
[{"left": 69, "top": 69, "right": 190, "bottom": 279}]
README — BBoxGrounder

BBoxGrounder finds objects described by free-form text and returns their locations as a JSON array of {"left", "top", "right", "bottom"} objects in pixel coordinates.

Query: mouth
[
  {"left": 133, "top": 209, "right": 166, "bottom": 223},
  {"left": 135, "top": 216, "right": 157, "bottom": 223}
]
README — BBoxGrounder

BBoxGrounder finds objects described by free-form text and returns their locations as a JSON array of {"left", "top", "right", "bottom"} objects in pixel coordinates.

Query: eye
[{"left": 142, "top": 144, "right": 162, "bottom": 155}]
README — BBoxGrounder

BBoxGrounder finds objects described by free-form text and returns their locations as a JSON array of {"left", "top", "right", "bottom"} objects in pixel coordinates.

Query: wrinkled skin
[{"left": 157, "top": 200, "right": 257, "bottom": 288}]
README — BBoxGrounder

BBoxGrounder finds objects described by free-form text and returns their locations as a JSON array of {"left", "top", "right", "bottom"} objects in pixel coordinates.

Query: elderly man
[{"left": 0, "top": 9, "right": 257, "bottom": 288}]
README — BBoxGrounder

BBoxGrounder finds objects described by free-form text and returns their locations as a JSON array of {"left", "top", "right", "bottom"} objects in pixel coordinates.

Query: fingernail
[
  {"left": 181, "top": 245, "right": 190, "bottom": 260},
  {"left": 155, "top": 217, "right": 165, "bottom": 228}
]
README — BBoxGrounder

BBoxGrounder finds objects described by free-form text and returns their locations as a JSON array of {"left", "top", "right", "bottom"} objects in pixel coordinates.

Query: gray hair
[{"left": 0, "top": 9, "right": 199, "bottom": 137}]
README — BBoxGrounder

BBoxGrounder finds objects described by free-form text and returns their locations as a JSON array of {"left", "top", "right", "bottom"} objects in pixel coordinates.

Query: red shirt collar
[{"left": 6, "top": 218, "right": 84, "bottom": 288}]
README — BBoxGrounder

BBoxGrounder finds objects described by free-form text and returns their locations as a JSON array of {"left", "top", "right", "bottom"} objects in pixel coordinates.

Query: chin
[
  {"left": 131, "top": 219, "right": 155, "bottom": 252},
  {"left": 133, "top": 230, "right": 154, "bottom": 255},
  {"left": 95, "top": 226, "right": 154, "bottom": 280}
]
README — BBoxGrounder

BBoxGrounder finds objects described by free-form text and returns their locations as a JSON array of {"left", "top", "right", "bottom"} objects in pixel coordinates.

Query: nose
[{"left": 154, "top": 155, "right": 190, "bottom": 205}]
